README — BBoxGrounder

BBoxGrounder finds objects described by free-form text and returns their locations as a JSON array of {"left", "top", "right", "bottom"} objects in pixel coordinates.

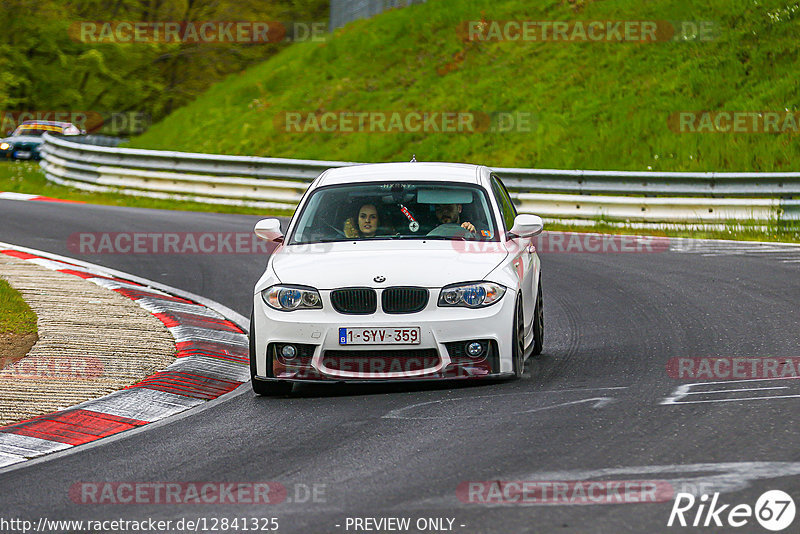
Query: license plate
[
  {"left": 13, "top": 151, "right": 31, "bottom": 159},
  {"left": 339, "top": 327, "right": 420, "bottom": 345}
]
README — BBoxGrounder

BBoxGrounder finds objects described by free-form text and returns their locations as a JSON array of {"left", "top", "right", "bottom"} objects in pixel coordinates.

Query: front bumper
[
  {"left": 252, "top": 289, "right": 516, "bottom": 381},
  {"left": 1, "top": 145, "right": 41, "bottom": 160}
]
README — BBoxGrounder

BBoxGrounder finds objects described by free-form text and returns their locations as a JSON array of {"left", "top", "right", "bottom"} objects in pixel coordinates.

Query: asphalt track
[{"left": 0, "top": 197, "right": 799, "bottom": 534}]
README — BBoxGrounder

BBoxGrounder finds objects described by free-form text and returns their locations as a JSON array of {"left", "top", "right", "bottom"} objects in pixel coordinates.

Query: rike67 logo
[{"left": 668, "top": 490, "right": 796, "bottom": 531}]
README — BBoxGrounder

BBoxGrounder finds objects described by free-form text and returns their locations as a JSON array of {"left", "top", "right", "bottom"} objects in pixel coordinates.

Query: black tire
[
  {"left": 249, "top": 307, "right": 293, "bottom": 396},
  {"left": 511, "top": 295, "right": 525, "bottom": 379},
  {"left": 531, "top": 278, "right": 544, "bottom": 356}
]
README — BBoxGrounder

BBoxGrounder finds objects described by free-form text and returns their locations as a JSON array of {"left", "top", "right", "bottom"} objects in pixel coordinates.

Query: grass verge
[
  {"left": 127, "top": 0, "right": 800, "bottom": 172},
  {"left": 0, "top": 278, "right": 37, "bottom": 336}
]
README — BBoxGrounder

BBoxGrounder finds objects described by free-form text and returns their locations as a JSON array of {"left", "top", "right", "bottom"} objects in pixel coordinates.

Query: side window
[{"left": 491, "top": 175, "right": 517, "bottom": 231}]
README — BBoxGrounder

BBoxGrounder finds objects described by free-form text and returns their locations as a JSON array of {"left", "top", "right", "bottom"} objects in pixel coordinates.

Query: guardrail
[
  {"left": 62, "top": 134, "right": 128, "bottom": 147},
  {"left": 330, "top": 0, "right": 427, "bottom": 31},
  {"left": 39, "top": 133, "right": 799, "bottom": 223}
]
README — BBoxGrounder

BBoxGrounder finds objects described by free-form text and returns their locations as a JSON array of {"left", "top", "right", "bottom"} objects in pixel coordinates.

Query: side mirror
[
  {"left": 254, "top": 218, "right": 284, "bottom": 242},
  {"left": 508, "top": 214, "right": 544, "bottom": 239}
]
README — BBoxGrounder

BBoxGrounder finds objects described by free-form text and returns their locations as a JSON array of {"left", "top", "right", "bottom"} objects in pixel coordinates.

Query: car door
[{"left": 491, "top": 174, "right": 535, "bottom": 336}]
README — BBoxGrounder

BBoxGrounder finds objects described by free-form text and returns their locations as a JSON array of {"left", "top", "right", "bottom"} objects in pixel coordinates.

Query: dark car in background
[{"left": 0, "top": 120, "right": 83, "bottom": 161}]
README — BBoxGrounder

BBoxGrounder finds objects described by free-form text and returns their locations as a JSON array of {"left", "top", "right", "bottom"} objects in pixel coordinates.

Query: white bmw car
[{"left": 249, "top": 162, "right": 544, "bottom": 395}]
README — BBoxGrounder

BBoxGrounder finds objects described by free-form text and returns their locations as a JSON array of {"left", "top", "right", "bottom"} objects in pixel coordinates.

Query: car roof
[
  {"left": 316, "top": 162, "right": 488, "bottom": 187},
  {"left": 18, "top": 120, "right": 75, "bottom": 128}
]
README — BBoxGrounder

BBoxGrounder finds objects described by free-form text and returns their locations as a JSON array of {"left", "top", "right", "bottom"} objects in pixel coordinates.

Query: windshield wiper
[{"left": 419, "top": 235, "right": 467, "bottom": 241}]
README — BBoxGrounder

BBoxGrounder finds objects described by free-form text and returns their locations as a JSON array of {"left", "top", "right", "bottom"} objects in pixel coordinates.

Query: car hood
[
  {"left": 4, "top": 136, "right": 44, "bottom": 145},
  {"left": 270, "top": 241, "right": 508, "bottom": 289}
]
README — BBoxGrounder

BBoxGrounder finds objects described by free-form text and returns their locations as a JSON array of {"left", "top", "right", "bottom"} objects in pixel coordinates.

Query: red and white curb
[
  {"left": 0, "top": 244, "right": 249, "bottom": 468},
  {"left": 0, "top": 192, "right": 84, "bottom": 203}
]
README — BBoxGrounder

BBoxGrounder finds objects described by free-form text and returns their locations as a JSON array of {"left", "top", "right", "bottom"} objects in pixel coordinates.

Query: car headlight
[
  {"left": 0, "top": 143, "right": 10, "bottom": 150},
  {"left": 438, "top": 282, "right": 506, "bottom": 308},
  {"left": 261, "top": 285, "right": 322, "bottom": 311}
]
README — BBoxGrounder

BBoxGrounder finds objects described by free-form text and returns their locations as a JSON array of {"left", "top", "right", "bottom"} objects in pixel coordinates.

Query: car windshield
[
  {"left": 11, "top": 125, "right": 64, "bottom": 136},
  {"left": 289, "top": 181, "right": 499, "bottom": 244}
]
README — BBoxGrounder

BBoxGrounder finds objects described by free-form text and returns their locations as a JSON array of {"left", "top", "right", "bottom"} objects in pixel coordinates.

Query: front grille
[
  {"left": 330, "top": 288, "right": 377, "bottom": 314},
  {"left": 321, "top": 349, "right": 440, "bottom": 373},
  {"left": 381, "top": 287, "right": 429, "bottom": 314}
]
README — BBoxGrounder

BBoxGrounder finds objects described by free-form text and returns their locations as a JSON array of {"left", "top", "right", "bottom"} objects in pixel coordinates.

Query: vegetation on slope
[{"left": 129, "top": 0, "right": 799, "bottom": 172}]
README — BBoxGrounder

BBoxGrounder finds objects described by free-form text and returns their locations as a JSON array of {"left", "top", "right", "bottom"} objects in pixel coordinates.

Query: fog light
[
  {"left": 465, "top": 342, "right": 484, "bottom": 358},
  {"left": 281, "top": 344, "right": 297, "bottom": 359}
]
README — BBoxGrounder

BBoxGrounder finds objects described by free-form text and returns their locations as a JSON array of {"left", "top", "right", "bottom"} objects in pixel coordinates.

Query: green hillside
[{"left": 128, "top": 0, "right": 800, "bottom": 172}]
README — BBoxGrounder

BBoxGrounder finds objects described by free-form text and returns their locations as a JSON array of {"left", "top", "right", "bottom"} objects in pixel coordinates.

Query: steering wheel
[
  {"left": 324, "top": 222, "right": 346, "bottom": 237},
  {"left": 426, "top": 223, "right": 475, "bottom": 238}
]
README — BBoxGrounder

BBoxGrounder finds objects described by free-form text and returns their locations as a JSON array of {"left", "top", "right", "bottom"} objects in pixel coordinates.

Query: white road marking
[
  {"left": 383, "top": 388, "right": 626, "bottom": 419},
  {"left": 402, "top": 461, "right": 800, "bottom": 509},
  {"left": 661, "top": 377, "right": 800, "bottom": 405},
  {"left": 684, "top": 386, "right": 788, "bottom": 395},
  {"left": 666, "top": 394, "right": 800, "bottom": 404}
]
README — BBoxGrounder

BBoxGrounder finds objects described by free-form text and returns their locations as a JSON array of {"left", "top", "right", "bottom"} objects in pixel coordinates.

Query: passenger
[
  {"left": 344, "top": 203, "right": 380, "bottom": 238},
  {"left": 434, "top": 203, "right": 476, "bottom": 233}
]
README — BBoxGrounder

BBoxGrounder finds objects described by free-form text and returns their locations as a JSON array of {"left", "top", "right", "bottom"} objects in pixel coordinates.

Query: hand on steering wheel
[{"left": 426, "top": 223, "right": 475, "bottom": 238}]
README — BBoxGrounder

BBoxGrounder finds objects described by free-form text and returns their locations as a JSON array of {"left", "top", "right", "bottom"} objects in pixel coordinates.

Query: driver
[
  {"left": 344, "top": 203, "right": 380, "bottom": 238},
  {"left": 434, "top": 203, "right": 476, "bottom": 233}
]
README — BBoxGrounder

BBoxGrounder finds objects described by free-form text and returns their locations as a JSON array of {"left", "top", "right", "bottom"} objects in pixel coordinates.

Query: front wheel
[
  {"left": 250, "top": 308, "right": 293, "bottom": 396},
  {"left": 531, "top": 279, "right": 544, "bottom": 356},
  {"left": 511, "top": 295, "right": 525, "bottom": 379}
]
